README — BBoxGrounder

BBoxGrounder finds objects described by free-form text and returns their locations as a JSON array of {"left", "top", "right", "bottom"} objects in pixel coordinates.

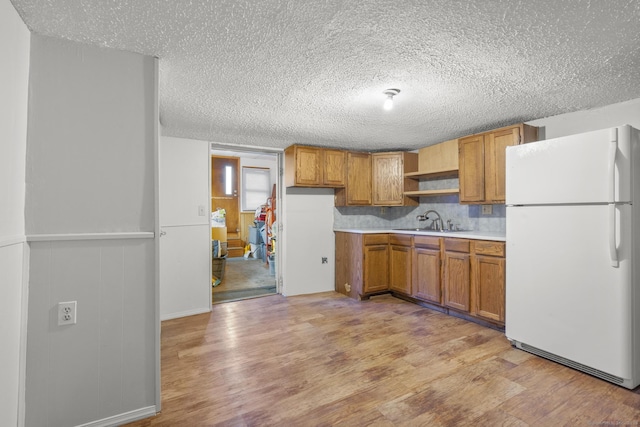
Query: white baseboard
[
  {"left": 161, "top": 306, "right": 211, "bottom": 321},
  {"left": 76, "top": 406, "right": 157, "bottom": 427}
]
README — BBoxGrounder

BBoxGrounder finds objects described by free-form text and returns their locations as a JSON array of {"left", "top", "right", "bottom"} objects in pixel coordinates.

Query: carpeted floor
[{"left": 212, "top": 257, "right": 277, "bottom": 303}]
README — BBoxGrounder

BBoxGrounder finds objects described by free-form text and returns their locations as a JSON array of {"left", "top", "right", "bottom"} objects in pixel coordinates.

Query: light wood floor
[{"left": 124, "top": 292, "right": 640, "bottom": 426}]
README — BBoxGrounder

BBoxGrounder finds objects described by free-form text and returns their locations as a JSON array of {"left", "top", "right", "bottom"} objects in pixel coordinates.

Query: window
[{"left": 242, "top": 167, "right": 271, "bottom": 211}]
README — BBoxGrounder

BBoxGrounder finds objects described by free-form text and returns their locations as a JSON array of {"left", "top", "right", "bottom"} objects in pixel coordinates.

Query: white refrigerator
[{"left": 505, "top": 124, "right": 640, "bottom": 389}]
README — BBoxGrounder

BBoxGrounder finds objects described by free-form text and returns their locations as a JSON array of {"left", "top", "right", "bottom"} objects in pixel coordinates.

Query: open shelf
[
  {"left": 404, "top": 188, "right": 459, "bottom": 197},
  {"left": 404, "top": 168, "right": 458, "bottom": 180}
]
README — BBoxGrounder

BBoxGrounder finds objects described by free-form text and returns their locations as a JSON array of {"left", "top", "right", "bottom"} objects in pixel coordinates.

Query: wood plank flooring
[{"left": 124, "top": 292, "right": 640, "bottom": 426}]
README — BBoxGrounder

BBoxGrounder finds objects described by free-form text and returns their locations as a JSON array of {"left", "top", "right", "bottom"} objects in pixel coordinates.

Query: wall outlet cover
[
  {"left": 58, "top": 301, "right": 77, "bottom": 326},
  {"left": 481, "top": 205, "right": 493, "bottom": 215}
]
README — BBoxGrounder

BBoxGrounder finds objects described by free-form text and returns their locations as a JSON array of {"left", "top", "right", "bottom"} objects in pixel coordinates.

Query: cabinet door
[
  {"left": 484, "top": 127, "right": 520, "bottom": 203},
  {"left": 294, "top": 146, "right": 322, "bottom": 186},
  {"left": 372, "top": 152, "right": 404, "bottom": 206},
  {"left": 323, "top": 149, "right": 346, "bottom": 187},
  {"left": 346, "top": 152, "right": 372, "bottom": 205},
  {"left": 389, "top": 243, "right": 411, "bottom": 294},
  {"left": 334, "top": 232, "right": 363, "bottom": 299},
  {"left": 473, "top": 254, "right": 505, "bottom": 322},
  {"left": 413, "top": 247, "right": 441, "bottom": 303},
  {"left": 458, "top": 135, "right": 485, "bottom": 203},
  {"left": 443, "top": 251, "right": 470, "bottom": 312},
  {"left": 363, "top": 244, "right": 389, "bottom": 294}
]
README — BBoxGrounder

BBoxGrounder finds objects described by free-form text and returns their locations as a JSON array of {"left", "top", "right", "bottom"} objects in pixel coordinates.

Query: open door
[{"left": 159, "top": 137, "right": 211, "bottom": 320}]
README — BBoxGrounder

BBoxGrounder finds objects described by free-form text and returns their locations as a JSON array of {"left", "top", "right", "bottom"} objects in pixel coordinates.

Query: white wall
[
  {"left": 282, "top": 188, "right": 335, "bottom": 295},
  {"left": 0, "top": 1, "right": 30, "bottom": 425},
  {"left": 527, "top": 98, "right": 640, "bottom": 139},
  {"left": 160, "top": 135, "right": 211, "bottom": 320},
  {"left": 24, "top": 35, "right": 157, "bottom": 427}
]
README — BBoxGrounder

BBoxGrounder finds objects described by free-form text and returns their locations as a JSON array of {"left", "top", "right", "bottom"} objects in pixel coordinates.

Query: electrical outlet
[
  {"left": 481, "top": 205, "right": 493, "bottom": 215},
  {"left": 322, "top": 257, "right": 328, "bottom": 264},
  {"left": 198, "top": 205, "right": 206, "bottom": 216},
  {"left": 58, "top": 301, "right": 77, "bottom": 326}
]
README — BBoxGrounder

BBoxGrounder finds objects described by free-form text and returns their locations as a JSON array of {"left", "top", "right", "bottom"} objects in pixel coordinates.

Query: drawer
[
  {"left": 473, "top": 240, "right": 505, "bottom": 257},
  {"left": 444, "top": 238, "right": 470, "bottom": 253},
  {"left": 364, "top": 234, "right": 389, "bottom": 246},
  {"left": 390, "top": 234, "right": 412, "bottom": 247},
  {"left": 413, "top": 235, "right": 440, "bottom": 250}
]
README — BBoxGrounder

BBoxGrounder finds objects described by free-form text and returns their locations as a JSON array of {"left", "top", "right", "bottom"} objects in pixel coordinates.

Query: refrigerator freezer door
[
  {"left": 506, "top": 125, "right": 632, "bottom": 205},
  {"left": 506, "top": 204, "right": 633, "bottom": 380}
]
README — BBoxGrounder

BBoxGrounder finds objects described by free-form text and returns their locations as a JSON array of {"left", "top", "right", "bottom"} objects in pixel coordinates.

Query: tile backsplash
[{"left": 333, "top": 178, "right": 506, "bottom": 233}]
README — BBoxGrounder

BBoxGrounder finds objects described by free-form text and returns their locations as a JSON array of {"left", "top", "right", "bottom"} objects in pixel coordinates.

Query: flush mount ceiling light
[{"left": 383, "top": 88, "right": 400, "bottom": 111}]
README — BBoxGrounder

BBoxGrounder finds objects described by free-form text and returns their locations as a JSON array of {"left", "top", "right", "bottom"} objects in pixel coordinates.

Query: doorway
[{"left": 210, "top": 147, "right": 281, "bottom": 303}]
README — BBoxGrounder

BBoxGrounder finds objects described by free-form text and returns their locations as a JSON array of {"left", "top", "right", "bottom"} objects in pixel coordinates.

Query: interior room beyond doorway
[{"left": 210, "top": 147, "right": 280, "bottom": 303}]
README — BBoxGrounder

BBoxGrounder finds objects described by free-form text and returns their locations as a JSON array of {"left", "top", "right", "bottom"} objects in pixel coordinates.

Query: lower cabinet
[
  {"left": 472, "top": 241, "right": 506, "bottom": 322},
  {"left": 412, "top": 236, "right": 442, "bottom": 303},
  {"left": 363, "top": 235, "right": 390, "bottom": 294},
  {"left": 389, "top": 234, "right": 412, "bottom": 295},
  {"left": 335, "top": 232, "right": 506, "bottom": 328},
  {"left": 443, "top": 239, "right": 471, "bottom": 312},
  {"left": 335, "top": 232, "right": 389, "bottom": 299}
]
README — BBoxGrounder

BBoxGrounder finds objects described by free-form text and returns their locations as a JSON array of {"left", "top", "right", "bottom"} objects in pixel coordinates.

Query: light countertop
[{"left": 334, "top": 228, "right": 506, "bottom": 242}]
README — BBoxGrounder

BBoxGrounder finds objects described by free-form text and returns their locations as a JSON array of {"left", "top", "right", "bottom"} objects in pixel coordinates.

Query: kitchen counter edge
[{"left": 333, "top": 228, "right": 506, "bottom": 242}]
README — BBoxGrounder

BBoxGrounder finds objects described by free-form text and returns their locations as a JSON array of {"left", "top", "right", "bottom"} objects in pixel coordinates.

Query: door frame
[{"left": 210, "top": 143, "right": 284, "bottom": 294}]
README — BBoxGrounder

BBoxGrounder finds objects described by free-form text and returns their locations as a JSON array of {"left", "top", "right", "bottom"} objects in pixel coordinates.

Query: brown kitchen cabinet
[
  {"left": 372, "top": 152, "right": 418, "bottom": 206},
  {"left": 323, "top": 149, "right": 347, "bottom": 187},
  {"left": 443, "top": 238, "right": 471, "bottom": 312},
  {"left": 335, "top": 232, "right": 388, "bottom": 299},
  {"left": 284, "top": 145, "right": 345, "bottom": 188},
  {"left": 335, "top": 151, "right": 372, "bottom": 206},
  {"left": 458, "top": 124, "right": 537, "bottom": 204},
  {"left": 336, "top": 151, "right": 418, "bottom": 207},
  {"left": 363, "top": 235, "right": 390, "bottom": 294},
  {"left": 412, "top": 235, "right": 442, "bottom": 303},
  {"left": 389, "top": 234, "right": 412, "bottom": 295},
  {"left": 336, "top": 231, "right": 506, "bottom": 328},
  {"left": 472, "top": 241, "right": 506, "bottom": 323}
]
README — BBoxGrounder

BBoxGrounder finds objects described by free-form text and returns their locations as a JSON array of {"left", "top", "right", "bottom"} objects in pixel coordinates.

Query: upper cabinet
[
  {"left": 323, "top": 149, "right": 347, "bottom": 187},
  {"left": 284, "top": 145, "right": 346, "bottom": 188},
  {"left": 336, "top": 151, "right": 418, "bottom": 207},
  {"left": 416, "top": 138, "right": 459, "bottom": 177},
  {"left": 372, "top": 152, "right": 418, "bottom": 206},
  {"left": 458, "top": 124, "right": 538, "bottom": 204},
  {"left": 335, "top": 151, "right": 372, "bottom": 206}
]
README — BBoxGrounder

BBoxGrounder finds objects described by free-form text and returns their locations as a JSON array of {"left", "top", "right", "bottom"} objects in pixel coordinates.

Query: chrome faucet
[{"left": 417, "top": 209, "right": 444, "bottom": 231}]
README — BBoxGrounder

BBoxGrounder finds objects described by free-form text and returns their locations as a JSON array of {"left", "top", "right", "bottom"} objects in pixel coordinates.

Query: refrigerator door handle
[
  {"left": 609, "top": 204, "right": 619, "bottom": 268},
  {"left": 608, "top": 128, "right": 618, "bottom": 204}
]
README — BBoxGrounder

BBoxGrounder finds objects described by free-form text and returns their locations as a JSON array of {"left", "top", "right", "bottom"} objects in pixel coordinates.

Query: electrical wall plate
[{"left": 58, "top": 301, "right": 77, "bottom": 326}]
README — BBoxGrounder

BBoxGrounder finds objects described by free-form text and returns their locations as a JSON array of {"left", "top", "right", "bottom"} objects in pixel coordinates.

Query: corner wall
[
  {"left": 526, "top": 97, "right": 640, "bottom": 137},
  {"left": 0, "top": 1, "right": 30, "bottom": 425},
  {"left": 24, "top": 35, "right": 157, "bottom": 427}
]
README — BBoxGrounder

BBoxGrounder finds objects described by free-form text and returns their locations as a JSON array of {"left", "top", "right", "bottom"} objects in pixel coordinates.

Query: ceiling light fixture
[{"left": 383, "top": 88, "right": 400, "bottom": 111}]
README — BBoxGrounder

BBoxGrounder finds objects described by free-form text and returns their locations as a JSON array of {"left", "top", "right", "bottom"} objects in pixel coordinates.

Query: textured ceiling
[{"left": 11, "top": 0, "right": 640, "bottom": 151}]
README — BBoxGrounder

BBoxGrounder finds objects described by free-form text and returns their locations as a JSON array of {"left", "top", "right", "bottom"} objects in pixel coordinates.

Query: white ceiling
[{"left": 11, "top": 0, "right": 640, "bottom": 151}]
